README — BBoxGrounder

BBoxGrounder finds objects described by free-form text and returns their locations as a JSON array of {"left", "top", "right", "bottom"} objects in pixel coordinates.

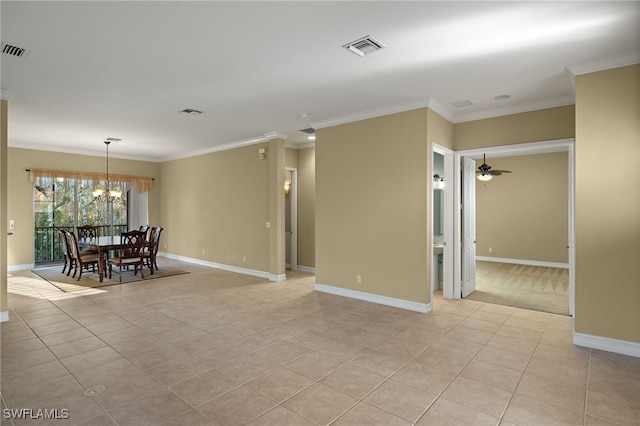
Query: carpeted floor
[
  {"left": 465, "top": 261, "right": 569, "bottom": 316},
  {"left": 33, "top": 264, "right": 189, "bottom": 292}
]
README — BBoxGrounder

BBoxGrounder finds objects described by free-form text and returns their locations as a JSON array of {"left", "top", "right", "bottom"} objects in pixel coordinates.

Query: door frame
[
  {"left": 431, "top": 143, "right": 455, "bottom": 299},
  {"left": 285, "top": 167, "right": 298, "bottom": 271},
  {"left": 451, "top": 139, "right": 575, "bottom": 316}
]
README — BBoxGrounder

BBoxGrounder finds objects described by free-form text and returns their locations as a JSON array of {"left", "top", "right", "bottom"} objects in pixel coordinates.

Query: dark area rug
[{"left": 33, "top": 265, "right": 189, "bottom": 292}]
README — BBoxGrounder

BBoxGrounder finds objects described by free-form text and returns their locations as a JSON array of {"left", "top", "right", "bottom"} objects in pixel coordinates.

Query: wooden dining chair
[
  {"left": 143, "top": 226, "right": 163, "bottom": 274},
  {"left": 108, "top": 230, "right": 146, "bottom": 282},
  {"left": 66, "top": 230, "right": 101, "bottom": 281},
  {"left": 57, "top": 229, "right": 75, "bottom": 276},
  {"left": 75, "top": 225, "right": 99, "bottom": 254}
]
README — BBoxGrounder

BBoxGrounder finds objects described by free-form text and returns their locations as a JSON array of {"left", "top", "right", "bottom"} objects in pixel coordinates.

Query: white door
[{"left": 462, "top": 157, "right": 476, "bottom": 297}]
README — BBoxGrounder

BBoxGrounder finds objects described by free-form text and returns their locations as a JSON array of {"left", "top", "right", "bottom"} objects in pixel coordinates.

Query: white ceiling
[{"left": 1, "top": 1, "right": 638, "bottom": 162}]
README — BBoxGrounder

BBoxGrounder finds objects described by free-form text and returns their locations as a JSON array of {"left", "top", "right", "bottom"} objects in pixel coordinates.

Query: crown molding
[
  {"left": 0, "top": 90, "right": 16, "bottom": 102},
  {"left": 566, "top": 51, "right": 640, "bottom": 76},
  {"left": 311, "top": 98, "right": 434, "bottom": 130},
  {"left": 10, "top": 142, "right": 155, "bottom": 162},
  {"left": 452, "top": 95, "right": 575, "bottom": 123},
  {"left": 285, "top": 141, "right": 315, "bottom": 150},
  {"left": 165, "top": 131, "right": 286, "bottom": 161}
]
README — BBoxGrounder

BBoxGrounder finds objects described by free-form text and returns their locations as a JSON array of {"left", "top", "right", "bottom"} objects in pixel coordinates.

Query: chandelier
[{"left": 92, "top": 140, "right": 122, "bottom": 199}]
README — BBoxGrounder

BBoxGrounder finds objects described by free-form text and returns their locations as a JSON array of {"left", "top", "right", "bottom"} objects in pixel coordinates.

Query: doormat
[{"left": 33, "top": 265, "right": 189, "bottom": 292}]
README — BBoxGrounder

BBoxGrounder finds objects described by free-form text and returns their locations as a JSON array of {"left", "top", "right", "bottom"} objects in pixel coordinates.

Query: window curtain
[
  {"left": 128, "top": 189, "right": 149, "bottom": 231},
  {"left": 29, "top": 169, "right": 153, "bottom": 193}
]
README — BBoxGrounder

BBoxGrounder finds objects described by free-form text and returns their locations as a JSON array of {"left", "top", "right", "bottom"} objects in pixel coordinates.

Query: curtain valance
[{"left": 29, "top": 168, "right": 153, "bottom": 193}]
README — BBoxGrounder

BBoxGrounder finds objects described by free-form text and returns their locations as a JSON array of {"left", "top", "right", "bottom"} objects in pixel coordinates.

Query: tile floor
[{"left": 1, "top": 259, "right": 638, "bottom": 425}]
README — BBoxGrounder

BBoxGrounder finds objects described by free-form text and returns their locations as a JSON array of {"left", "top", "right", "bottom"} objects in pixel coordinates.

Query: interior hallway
[{"left": 1, "top": 258, "right": 637, "bottom": 425}]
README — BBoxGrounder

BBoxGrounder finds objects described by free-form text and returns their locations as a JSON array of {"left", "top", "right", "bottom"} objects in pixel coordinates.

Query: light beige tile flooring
[{"left": 2, "top": 258, "right": 638, "bottom": 425}]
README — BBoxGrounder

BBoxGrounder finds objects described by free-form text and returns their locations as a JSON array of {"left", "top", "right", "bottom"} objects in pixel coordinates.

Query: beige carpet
[
  {"left": 465, "top": 261, "right": 569, "bottom": 316},
  {"left": 33, "top": 265, "right": 189, "bottom": 292}
]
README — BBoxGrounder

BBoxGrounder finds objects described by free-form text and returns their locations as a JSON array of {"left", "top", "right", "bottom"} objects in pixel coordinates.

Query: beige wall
[
  {"left": 316, "top": 108, "right": 430, "bottom": 304},
  {"left": 476, "top": 153, "right": 569, "bottom": 263},
  {"left": 575, "top": 65, "right": 640, "bottom": 343},
  {"left": 297, "top": 147, "right": 315, "bottom": 268},
  {"left": 6, "top": 148, "right": 161, "bottom": 267},
  {"left": 427, "top": 108, "right": 454, "bottom": 150},
  {"left": 455, "top": 105, "right": 575, "bottom": 150},
  {"left": 159, "top": 141, "right": 285, "bottom": 277}
]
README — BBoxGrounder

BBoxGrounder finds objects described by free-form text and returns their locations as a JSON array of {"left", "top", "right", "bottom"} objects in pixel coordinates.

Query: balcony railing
[{"left": 34, "top": 224, "right": 128, "bottom": 264}]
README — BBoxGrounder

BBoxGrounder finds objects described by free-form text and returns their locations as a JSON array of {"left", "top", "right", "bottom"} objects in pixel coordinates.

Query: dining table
[{"left": 78, "top": 235, "right": 147, "bottom": 282}]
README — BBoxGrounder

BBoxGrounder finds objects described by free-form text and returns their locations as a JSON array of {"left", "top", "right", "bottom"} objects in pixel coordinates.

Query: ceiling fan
[{"left": 476, "top": 153, "right": 511, "bottom": 181}]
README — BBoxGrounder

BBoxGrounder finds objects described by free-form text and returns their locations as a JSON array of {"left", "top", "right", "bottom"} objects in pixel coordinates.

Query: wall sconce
[
  {"left": 258, "top": 148, "right": 266, "bottom": 160},
  {"left": 284, "top": 181, "right": 291, "bottom": 195},
  {"left": 433, "top": 174, "right": 445, "bottom": 189}
]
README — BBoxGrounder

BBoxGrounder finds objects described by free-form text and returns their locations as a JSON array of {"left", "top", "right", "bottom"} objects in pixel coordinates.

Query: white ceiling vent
[
  {"left": 343, "top": 36, "right": 385, "bottom": 57},
  {"left": 1, "top": 42, "right": 30, "bottom": 58}
]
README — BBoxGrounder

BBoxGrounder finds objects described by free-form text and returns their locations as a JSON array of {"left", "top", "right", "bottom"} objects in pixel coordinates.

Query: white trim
[
  {"left": 8, "top": 263, "right": 34, "bottom": 272},
  {"left": 297, "top": 265, "right": 316, "bottom": 274},
  {"left": 315, "top": 283, "right": 431, "bottom": 313},
  {"left": 1, "top": 90, "right": 15, "bottom": 102},
  {"left": 311, "top": 98, "right": 433, "bottom": 130},
  {"left": 476, "top": 256, "right": 569, "bottom": 269},
  {"left": 452, "top": 96, "right": 575, "bottom": 124},
  {"left": 158, "top": 252, "right": 285, "bottom": 282},
  {"left": 285, "top": 141, "right": 315, "bottom": 150},
  {"left": 573, "top": 332, "right": 640, "bottom": 358},
  {"left": 164, "top": 131, "right": 287, "bottom": 162},
  {"left": 567, "top": 51, "right": 640, "bottom": 76},
  {"left": 0, "top": 312, "right": 9, "bottom": 323}
]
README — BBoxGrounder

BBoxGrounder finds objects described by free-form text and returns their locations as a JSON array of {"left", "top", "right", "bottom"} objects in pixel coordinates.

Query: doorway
[
  {"left": 431, "top": 144, "right": 454, "bottom": 301},
  {"left": 285, "top": 168, "right": 297, "bottom": 272},
  {"left": 451, "top": 139, "right": 575, "bottom": 316}
]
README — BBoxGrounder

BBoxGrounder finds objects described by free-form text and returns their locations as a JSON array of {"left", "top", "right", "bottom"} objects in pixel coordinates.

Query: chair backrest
[
  {"left": 65, "top": 230, "right": 81, "bottom": 260},
  {"left": 151, "top": 226, "right": 163, "bottom": 253},
  {"left": 58, "top": 229, "right": 71, "bottom": 257},
  {"left": 139, "top": 225, "right": 150, "bottom": 240},
  {"left": 76, "top": 225, "right": 98, "bottom": 241},
  {"left": 119, "top": 230, "right": 146, "bottom": 259}
]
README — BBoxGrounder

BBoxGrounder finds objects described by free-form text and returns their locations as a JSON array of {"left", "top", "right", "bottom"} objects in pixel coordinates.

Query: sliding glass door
[{"left": 33, "top": 177, "right": 127, "bottom": 264}]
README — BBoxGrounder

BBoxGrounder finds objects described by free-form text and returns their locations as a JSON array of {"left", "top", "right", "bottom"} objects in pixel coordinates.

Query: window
[{"left": 33, "top": 177, "right": 128, "bottom": 264}]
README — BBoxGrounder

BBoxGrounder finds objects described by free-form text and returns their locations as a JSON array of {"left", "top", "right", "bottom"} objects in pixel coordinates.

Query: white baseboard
[
  {"left": 296, "top": 265, "right": 316, "bottom": 274},
  {"left": 315, "top": 283, "right": 431, "bottom": 313},
  {"left": 8, "top": 263, "right": 35, "bottom": 272},
  {"left": 0, "top": 311, "right": 9, "bottom": 322},
  {"left": 476, "top": 256, "right": 569, "bottom": 269},
  {"left": 159, "top": 252, "right": 285, "bottom": 282},
  {"left": 573, "top": 332, "right": 640, "bottom": 358}
]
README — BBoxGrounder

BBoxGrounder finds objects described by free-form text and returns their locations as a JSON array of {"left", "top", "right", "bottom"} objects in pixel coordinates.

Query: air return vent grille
[
  {"left": 1, "top": 43, "right": 29, "bottom": 58},
  {"left": 343, "top": 36, "right": 385, "bottom": 57}
]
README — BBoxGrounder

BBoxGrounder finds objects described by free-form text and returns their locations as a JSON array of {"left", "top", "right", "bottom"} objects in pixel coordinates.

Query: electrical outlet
[
  {"left": 356, "top": 274, "right": 362, "bottom": 283},
  {"left": 202, "top": 249, "right": 206, "bottom": 256},
  {"left": 232, "top": 254, "right": 236, "bottom": 261},
  {"left": 243, "top": 256, "right": 246, "bottom": 262},
  {"left": 489, "top": 247, "right": 492, "bottom": 253}
]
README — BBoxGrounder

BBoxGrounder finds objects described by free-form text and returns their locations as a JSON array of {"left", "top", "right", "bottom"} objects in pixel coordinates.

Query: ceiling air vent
[
  {"left": 1, "top": 43, "right": 29, "bottom": 58},
  {"left": 343, "top": 35, "right": 385, "bottom": 57}
]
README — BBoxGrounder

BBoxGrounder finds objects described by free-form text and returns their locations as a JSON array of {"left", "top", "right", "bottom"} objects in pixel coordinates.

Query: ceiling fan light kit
[{"left": 476, "top": 153, "right": 511, "bottom": 181}]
